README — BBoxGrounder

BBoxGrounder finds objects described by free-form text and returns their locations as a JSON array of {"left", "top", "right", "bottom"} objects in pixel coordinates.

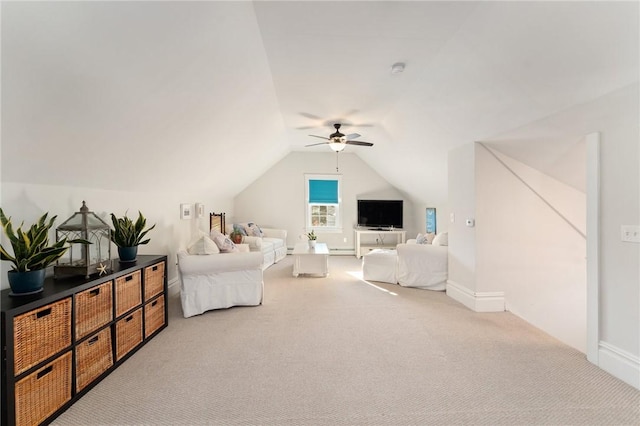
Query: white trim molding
[
  {"left": 586, "top": 132, "right": 600, "bottom": 365},
  {"left": 167, "top": 277, "right": 180, "bottom": 297},
  {"left": 598, "top": 341, "right": 640, "bottom": 389},
  {"left": 446, "top": 280, "right": 505, "bottom": 312}
]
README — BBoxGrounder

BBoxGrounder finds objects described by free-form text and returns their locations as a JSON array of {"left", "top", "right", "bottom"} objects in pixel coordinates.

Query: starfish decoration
[{"left": 97, "top": 262, "right": 108, "bottom": 276}]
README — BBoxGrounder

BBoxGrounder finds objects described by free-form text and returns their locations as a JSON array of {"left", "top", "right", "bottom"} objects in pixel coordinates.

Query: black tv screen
[{"left": 357, "top": 200, "right": 403, "bottom": 229}]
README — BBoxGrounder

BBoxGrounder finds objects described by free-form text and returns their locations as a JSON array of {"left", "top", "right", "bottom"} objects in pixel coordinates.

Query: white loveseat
[
  {"left": 226, "top": 224, "right": 287, "bottom": 270},
  {"left": 177, "top": 249, "right": 264, "bottom": 318}
]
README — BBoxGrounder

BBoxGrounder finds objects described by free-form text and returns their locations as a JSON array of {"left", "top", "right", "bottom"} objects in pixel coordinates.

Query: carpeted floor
[{"left": 53, "top": 255, "right": 640, "bottom": 425}]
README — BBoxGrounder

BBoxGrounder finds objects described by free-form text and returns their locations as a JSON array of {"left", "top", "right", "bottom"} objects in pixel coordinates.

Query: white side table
[{"left": 292, "top": 242, "right": 329, "bottom": 277}]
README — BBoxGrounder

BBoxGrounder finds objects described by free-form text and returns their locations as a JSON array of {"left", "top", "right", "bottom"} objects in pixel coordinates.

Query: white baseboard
[
  {"left": 167, "top": 277, "right": 180, "bottom": 297},
  {"left": 287, "top": 248, "right": 356, "bottom": 256},
  {"left": 598, "top": 341, "right": 640, "bottom": 389},
  {"left": 330, "top": 249, "right": 356, "bottom": 256},
  {"left": 446, "top": 280, "right": 505, "bottom": 312}
]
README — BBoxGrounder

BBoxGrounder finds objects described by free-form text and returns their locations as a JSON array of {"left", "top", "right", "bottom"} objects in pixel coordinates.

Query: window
[
  {"left": 306, "top": 174, "right": 342, "bottom": 232},
  {"left": 426, "top": 207, "right": 436, "bottom": 233}
]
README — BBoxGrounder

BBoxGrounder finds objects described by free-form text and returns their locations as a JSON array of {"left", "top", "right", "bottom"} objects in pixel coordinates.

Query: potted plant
[
  {"left": 110, "top": 211, "right": 156, "bottom": 262},
  {"left": 229, "top": 228, "right": 244, "bottom": 244},
  {"left": 307, "top": 230, "right": 317, "bottom": 249},
  {"left": 0, "top": 208, "right": 90, "bottom": 295}
]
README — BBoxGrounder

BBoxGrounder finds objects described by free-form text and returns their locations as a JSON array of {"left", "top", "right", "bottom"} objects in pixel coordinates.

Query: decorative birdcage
[{"left": 55, "top": 201, "right": 111, "bottom": 279}]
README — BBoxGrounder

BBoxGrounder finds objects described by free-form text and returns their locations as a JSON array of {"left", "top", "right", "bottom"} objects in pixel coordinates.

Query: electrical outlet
[
  {"left": 621, "top": 225, "right": 640, "bottom": 243},
  {"left": 343, "top": 237, "right": 347, "bottom": 243}
]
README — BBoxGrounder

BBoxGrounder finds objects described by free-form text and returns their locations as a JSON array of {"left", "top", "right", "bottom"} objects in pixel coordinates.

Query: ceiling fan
[{"left": 306, "top": 124, "right": 374, "bottom": 152}]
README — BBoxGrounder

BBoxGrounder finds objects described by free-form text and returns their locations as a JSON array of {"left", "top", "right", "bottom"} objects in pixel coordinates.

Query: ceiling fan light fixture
[{"left": 329, "top": 142, "right": 346, "bottom": 152}]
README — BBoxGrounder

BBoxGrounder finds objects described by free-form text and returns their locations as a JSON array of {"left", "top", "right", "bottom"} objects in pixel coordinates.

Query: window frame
[{"left": 305, "top": 174, "right": 342, "bottom": 234}]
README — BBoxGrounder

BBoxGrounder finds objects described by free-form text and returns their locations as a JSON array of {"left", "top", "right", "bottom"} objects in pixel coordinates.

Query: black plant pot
[
  {"left": 118, "top": 246, "right": 138, "bottom": 263},
  {"left": 8, "top": 269, "right": 46, "bottom": 296}
]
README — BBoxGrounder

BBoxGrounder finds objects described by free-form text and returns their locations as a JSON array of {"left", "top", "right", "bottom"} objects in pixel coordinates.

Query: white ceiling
[{"left": 2, "top": 1, "right": 638, "bottom": 203}]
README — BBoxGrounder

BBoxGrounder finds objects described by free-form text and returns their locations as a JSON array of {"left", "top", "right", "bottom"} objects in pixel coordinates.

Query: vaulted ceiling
[{"left": 2, "top": 1, "right": 638, "bottom": 204}]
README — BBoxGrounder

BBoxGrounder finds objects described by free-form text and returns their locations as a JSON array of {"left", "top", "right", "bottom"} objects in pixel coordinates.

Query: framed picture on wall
[
  {"left": 180, "top": 203, "right": 192, "bottom": 220},
  {"left": 195, "top": 203, "right": 204, "bottom": 218},
  {"left": 426, "top": 207, "right": 436, "bottom": 234}
]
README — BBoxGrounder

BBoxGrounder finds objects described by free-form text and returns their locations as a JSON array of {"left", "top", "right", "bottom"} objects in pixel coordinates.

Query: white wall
[
  {"left": 407, "top": 204, "right": 449, "bottom": 239},
  {"left": 0, "top": 182, "right": 232, "bottom": 291},
  {"left": 597, "top": 93, "right": 640, "bottom": 387},
  {"left": 232, "top": 151, "right": 423, "bottom": 251},
  {"left": 447, "top": 144, "right": 476, "bottom": 293},
  {"left": 447, "top": 84, "right": 640, "bottom": 388},
  {"left": 476, "top": 144, "right": 586, "bottom": 353}
]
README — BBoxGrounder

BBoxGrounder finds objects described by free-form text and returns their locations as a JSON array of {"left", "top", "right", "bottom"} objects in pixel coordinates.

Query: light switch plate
[{"left": 621, "top": 225, "right": 640, "bottom": 243}]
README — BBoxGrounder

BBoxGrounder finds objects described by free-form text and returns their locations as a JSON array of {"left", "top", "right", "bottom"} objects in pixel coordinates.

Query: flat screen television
[{"left": 357, "top": 200, "right": 403, "bottom": 229}]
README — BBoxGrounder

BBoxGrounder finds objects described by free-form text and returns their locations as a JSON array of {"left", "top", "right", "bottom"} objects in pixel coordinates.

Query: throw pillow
[
  {"left": 187, "top": 233, "right": 220, "bottom": 255},
  {"left": 210, "top": 229, "right": 238, "bottom": 253},
  {"left": 416, "top": 233, "right": 431, "bottom": 244},
  {"left": 232, "top": 224, "right": 248, "bottom": 236},
  {"left": 246, "top": 222, "right": 264, "bottom": 237},
  {"left": 432, "top": 232, "right": 449, "bottom": 246}
]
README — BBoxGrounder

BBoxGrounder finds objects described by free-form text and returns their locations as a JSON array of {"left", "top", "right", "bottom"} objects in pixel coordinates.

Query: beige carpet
[{"left": 54, "top": 256, "right": 640, "bottom": 425}]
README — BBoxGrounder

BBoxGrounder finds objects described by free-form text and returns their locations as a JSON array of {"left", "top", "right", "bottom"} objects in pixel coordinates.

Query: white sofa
[
  {"left": 177, "top": 249, "right": 264, "bottom": 318},
  {"left": 226, "top": 224, "right": 287, "bottom": 270}
]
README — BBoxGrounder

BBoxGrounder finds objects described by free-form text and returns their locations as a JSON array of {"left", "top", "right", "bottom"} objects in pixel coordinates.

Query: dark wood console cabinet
[{"left": 1, "top": 255, "right": 168, "bottom": 426}]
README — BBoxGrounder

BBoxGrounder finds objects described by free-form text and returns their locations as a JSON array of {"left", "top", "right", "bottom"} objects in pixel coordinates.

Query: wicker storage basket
[
  {"left": 144, "top": 295, "right": 165, "bottom": 338},
  {"left": 115, "top": 308, "right": 142, "bottom": 361},
  {"left": 15, "top": 351, "right": 72, "bottom": 426},
  {"left": 13, "top": 298, "right": 72, "bottom": 375},
  {"left": 75, "top": 327, "right": 113, "bottom": 392},
  {"left": 75, "top": 281, "right": 113, "bottom": 340},
  {"left": 144, "top": 261, "right": 165, "bottom": 301},
  {"left": 115, "top": 270, "right": 142, "bottom": 318}
]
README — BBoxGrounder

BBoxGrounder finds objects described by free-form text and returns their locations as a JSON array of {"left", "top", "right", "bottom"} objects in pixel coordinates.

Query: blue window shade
[{"left": 309, "top": 180, "right": 338, "bottom": 203}]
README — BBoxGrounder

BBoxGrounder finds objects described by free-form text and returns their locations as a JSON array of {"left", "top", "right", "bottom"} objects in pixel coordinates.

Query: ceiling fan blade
[
  {"left": 346, "top": 140, "right": 374, "bottom": 147},
  {"left": 300, "top": 112, "right": 323, "bottom": 120},
  {"left": 308, "top": 135, "right": 330, "bottom": 140},
  {"left": 305, "top": 142, "right": 330, "bottom": 147},
  {"left": 345, "top": 133, "right": 361, "bottom": 140}
]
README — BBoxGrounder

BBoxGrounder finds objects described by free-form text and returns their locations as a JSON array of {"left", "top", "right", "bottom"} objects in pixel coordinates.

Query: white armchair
[{"left": 396, "top": 239, "right": 448, "bottom": 290}]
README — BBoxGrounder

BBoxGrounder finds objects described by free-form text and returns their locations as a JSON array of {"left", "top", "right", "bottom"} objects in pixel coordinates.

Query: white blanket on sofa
[
  {"left": 177, "top": 250, "right": 264, "bottom": 318},
  {"left": 396, "top": 243, "right": 448, "bottom": 290}
]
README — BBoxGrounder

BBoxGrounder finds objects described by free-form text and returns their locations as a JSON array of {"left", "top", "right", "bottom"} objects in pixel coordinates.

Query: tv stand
[{"left": 354, "top": 229, "right": 406, "bottom": 258}]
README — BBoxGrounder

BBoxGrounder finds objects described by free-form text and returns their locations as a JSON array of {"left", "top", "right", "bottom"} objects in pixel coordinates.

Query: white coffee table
[{"left": 292, "top": 242, "right": 329, "bottom": 277}]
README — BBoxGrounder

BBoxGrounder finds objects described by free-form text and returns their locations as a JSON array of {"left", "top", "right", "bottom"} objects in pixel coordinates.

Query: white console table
[{"left": 354, "top": 229, "right": 406, "bottom": 258}]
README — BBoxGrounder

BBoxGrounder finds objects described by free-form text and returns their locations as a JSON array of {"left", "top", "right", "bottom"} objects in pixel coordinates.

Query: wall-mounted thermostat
[{"left": 466, "top": 218, "right": 475, "bottom": 227}]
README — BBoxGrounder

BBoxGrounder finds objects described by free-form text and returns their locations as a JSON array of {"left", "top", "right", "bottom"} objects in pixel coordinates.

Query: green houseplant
[
  {"left": 0, "top": 208, "right": 90, "bottom": 295},
  {"left": 307, "top": 230, "right": 317, "bottom": 248},
  {"left": 229, "top": 228, "right": 244, "bottom": 244},
  {"left": 110, "top": 211, "right": 156, "bottom": 262}
]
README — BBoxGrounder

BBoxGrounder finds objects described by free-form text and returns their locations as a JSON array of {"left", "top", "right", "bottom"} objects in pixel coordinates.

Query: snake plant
[
  {"left": 0, "top": 208, "right": 90, "bottom": 272},
  {"left": 110, "top": 211, "right": 156, "bottom": 248}
]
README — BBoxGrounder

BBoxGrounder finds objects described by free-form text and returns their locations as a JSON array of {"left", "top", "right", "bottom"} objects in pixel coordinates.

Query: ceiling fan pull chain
[{"left": 336, "top": 151, "right": 340, "bottom": 172}]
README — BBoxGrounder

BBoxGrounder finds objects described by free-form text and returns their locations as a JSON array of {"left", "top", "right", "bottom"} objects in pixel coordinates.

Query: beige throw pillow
[
  {"left": 432, "top": 232, "right": 449, "bottom": 246},
  {"left": 187, "top": 234, "right": 220, "bottom": 255}
]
